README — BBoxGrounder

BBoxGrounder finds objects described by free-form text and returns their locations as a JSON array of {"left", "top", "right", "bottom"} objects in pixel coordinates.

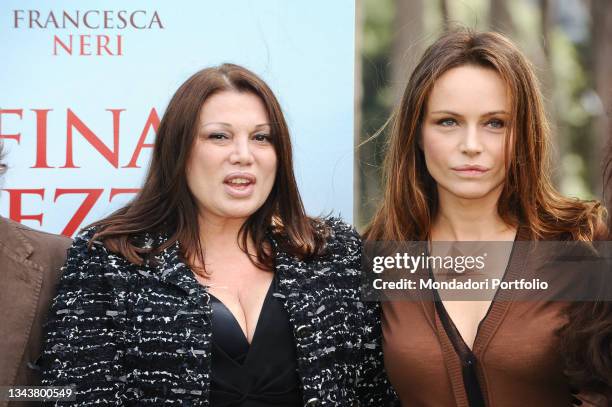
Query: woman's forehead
[
  {"left": 427, "top": 65, "right": 510, "bottom": 114},
  {"left": 199, "top": 91, "right": 270, "bottom": 125}
]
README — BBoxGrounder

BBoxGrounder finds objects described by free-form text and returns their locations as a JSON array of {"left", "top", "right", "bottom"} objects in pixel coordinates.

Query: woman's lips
[
  {"left": 451, "top": 165, "right": 489, "bottom": 176},
  {"left": 223, "top": 173, "right": 256, "bottom": 198}
]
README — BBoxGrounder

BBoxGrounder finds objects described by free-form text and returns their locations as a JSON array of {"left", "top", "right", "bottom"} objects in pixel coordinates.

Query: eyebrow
[
  {"left": 429, "top": 110, "right": 509, "bottom": 116},
  {"left": 201, "top": 122, "right": 271, "bottom": 129}
]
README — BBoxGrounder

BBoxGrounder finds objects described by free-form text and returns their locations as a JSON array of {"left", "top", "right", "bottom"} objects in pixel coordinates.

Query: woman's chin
[
  {"left": 437, "top": 181, "right": 504, "bottom": 202},
  {"left": 215, "top": 203, "right": 263, "bottom": 220},
  {"left": 447, "top": 188, "right": 499, "bottom": 201}
]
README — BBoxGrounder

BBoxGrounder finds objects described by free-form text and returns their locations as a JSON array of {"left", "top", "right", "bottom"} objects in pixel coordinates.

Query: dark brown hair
[
  {"left": 364, "top": 29, "right": 610, "bottom": 394},
  {"left": 365, "top": 29, "right": 604, "bottom": 242},
  {"left": 559, "top": 301, "right": 612, "bottom": 394},
  {"left": 89, "top": 63, "right": 326, "bottom": 274},
  {"left": 559, "top": 143, "right": 612, "bottom": 395}
]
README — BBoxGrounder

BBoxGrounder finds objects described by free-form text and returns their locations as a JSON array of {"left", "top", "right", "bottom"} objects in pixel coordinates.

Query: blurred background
[{"left": 354, "top": 0, "right": 612, "bottom": 229}]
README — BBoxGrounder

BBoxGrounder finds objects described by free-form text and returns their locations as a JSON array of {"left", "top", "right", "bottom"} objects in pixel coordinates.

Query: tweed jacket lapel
[
  {"left": 155, "top": 238, "right": 207, "bottom": 296},
  {"left": 271, "top": 235, "right": 337, "bottom": 404},
  {"left": 151, "top": 231, "right": 325, "bottom": 404}
]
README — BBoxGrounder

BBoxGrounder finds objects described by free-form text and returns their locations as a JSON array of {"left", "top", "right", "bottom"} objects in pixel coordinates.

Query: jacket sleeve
[
  {"left": 41, "top": 230, "right": 128, "bottom": 406},
  {"left": 327, "top": 218, "right": 398, "bottom": 406}
]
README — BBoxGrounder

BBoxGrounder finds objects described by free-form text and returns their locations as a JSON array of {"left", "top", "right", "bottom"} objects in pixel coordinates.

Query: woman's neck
[
  {"left": 431, "top": 187, "right": 516, "bottom": 241},
  {"left": 197, "top": 214, "right": 251, "bottom": 253}
]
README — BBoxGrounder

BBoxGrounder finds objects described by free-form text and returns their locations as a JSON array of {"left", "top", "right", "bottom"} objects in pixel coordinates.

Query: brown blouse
[{"left": 382, "top": 237, "right": 578, "bottom": 407}]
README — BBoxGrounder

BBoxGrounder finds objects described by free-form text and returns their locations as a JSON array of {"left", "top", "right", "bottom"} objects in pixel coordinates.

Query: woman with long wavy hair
[{"left": 365, "top": 30, "right": 611, "bottom": 406}]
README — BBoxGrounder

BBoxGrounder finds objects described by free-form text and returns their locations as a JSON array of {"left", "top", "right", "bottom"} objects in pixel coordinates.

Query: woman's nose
[
  {"left": 229, "top": 135, "right": 255, "bottom": 165},
  {"left": 460, "top": 125, "right": 484, "bottom": 155}
]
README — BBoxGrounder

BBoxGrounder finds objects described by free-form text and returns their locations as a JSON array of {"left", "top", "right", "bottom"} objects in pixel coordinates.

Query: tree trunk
[
  {"left": 391, "top": 0, "right": 424, "bottom": 105},
  {"left": 440, "top": 0, "right": 449, "bottom": 30},
  {"left": 590, "top": 0, "right": 612, "bottom": 199},
  {"left": 538, "top": 0, "right": 562, "bottom": 186},
  {"left": 489, "top": 0, "right": 514, "bottom": 35}
]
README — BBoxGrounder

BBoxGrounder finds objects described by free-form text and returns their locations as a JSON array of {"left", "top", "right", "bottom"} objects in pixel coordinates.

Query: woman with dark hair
[
  {"left": 41, "top": 64, "right": 396, "bottom": 406},
  {"left": 365, "top": 30, "right": 611, "bottom": 406}
]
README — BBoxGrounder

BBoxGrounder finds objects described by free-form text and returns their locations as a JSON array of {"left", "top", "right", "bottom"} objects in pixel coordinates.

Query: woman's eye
[
  {"left": 486, "top": 119, "right": 505, "bottom": 129},
  {"left": 253, "top": 133, "right": 271, "bottom": 142},
  {"left": 208, "top": 133, "right": 228, "bottom": 140},
  {"left": 437, "top": 118, "right": 457, "bottom": 127}
]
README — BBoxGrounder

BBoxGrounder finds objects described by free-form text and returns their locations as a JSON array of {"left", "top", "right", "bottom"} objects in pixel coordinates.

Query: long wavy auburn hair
[
  {"left": 88, "top": 63, "right": 327, "bottom": 274},
  {"left": 364, "top": 30, "right": 604, "bottom": 242}
]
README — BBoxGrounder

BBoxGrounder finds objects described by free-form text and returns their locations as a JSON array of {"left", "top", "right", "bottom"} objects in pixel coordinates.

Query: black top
[
  {"left": 433, "top": 295, "right": 486, "bottom": 407},
  {"left": 209, "top": 274, "right": 302, "bottom": 406}
]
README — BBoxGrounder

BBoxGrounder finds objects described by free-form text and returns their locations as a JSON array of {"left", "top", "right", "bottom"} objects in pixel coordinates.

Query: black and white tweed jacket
[{"left": 41, "top": 218, "right": 398, "bottom": 406}]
